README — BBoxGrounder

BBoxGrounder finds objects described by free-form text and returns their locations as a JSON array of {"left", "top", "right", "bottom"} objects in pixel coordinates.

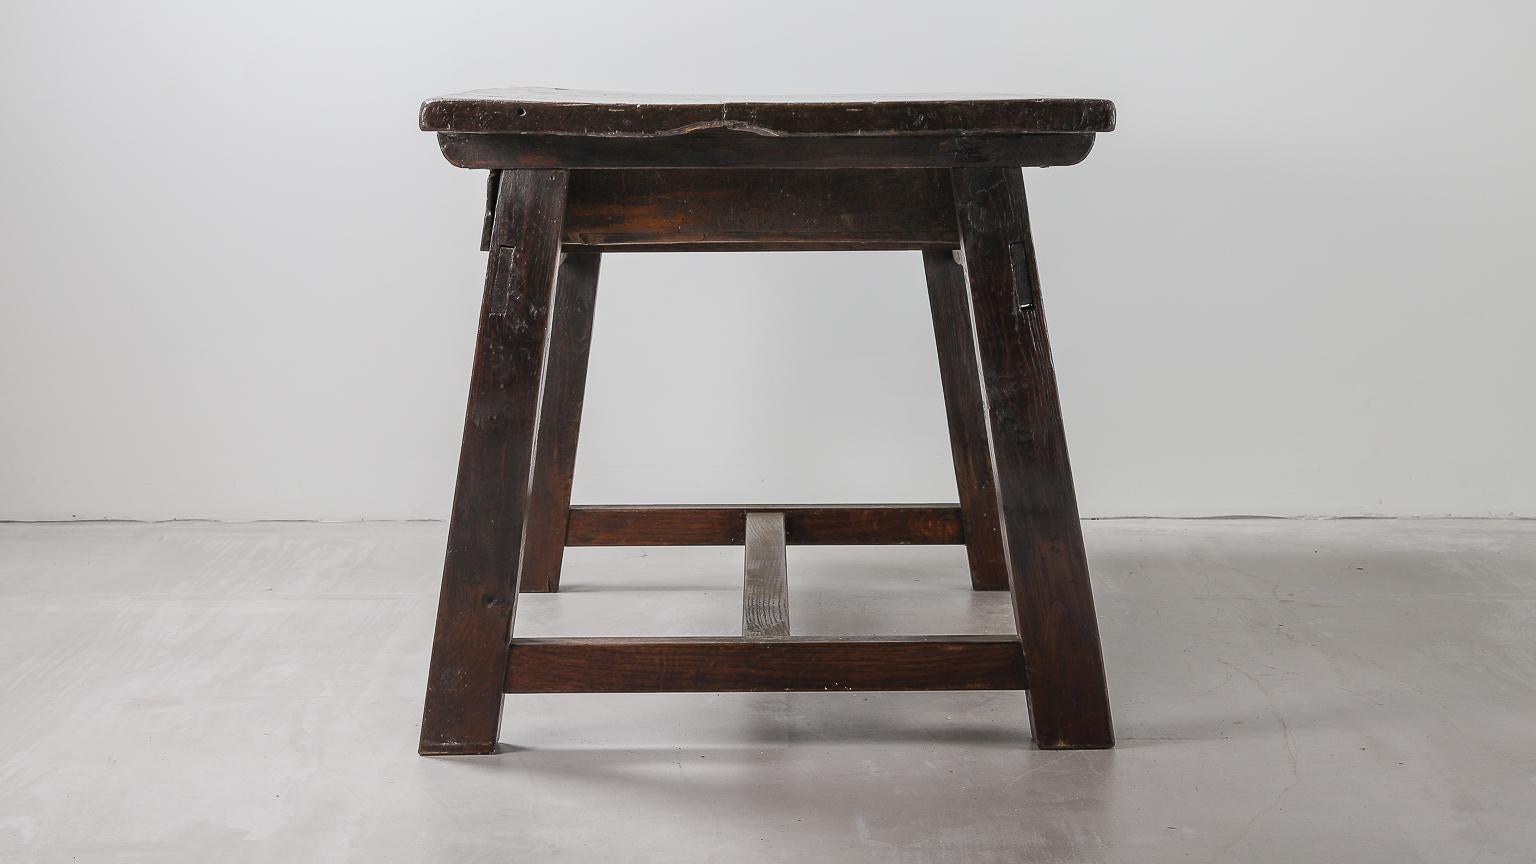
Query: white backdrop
[{"left": 2, "top": 0, "right": 1532, "bottom": 520}]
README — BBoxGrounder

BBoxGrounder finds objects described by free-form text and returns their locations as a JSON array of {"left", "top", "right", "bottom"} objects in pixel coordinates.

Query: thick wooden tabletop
[{"left": 420, "top": 87, "right": 1116, "bottom": 137}]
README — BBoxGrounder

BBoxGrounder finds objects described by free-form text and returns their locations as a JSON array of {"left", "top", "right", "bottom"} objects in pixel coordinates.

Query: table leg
[
  {"left": 518, "top": 253, "right": 601, "bottom": 593},
  {"left": 923, "top": 249, "right": 1010, "bottom": 591},
  {"left": 951, "top": 167, "right": 1114, "bottom": 749},
  {"left": 419, "top": 169, "right": 569, "bottom": 755}
]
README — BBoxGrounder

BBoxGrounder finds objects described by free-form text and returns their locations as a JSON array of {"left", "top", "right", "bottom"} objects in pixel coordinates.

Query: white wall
[{"left": 2, "top": 0, "right": 1533, "bottom": 521}]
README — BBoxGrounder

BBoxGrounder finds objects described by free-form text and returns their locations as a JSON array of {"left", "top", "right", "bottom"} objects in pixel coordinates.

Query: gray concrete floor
[{"left": 2, "top": 519, "right": 1534, "bottom": 862}]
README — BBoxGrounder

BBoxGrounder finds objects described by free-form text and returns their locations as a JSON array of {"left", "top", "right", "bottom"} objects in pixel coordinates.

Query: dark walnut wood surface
[{"left": 420, "top": 87, "right": 1116, "bottom": 137}]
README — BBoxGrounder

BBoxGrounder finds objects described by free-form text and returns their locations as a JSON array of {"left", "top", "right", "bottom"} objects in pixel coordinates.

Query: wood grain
[
  {"left": 742, "top": 513, "right": 790, "bottom": 637},
  {"left": 564, "top": 505, "right": 965, "bottom": 547},
  {"left": 517, "top": 253, "right": 601, "bottom": 593},
  {"left": 923, "top": 250, "right": 1010, "bottom": 591},
  {"left": 418, "top": 169, "right": 569, "bottom": 756},
  {"left": 436, "top": 131, "right": 1096, "bottom": 171},
  {"left": 504, "top": 636, "right": 1028, "bottom": 693},
  {"left": 952, "top": 167, "right": 1114, "bottom": 749},
  {"left": 562, "top": 168, "right": 956, "bottom": 251},
  {"left": 421, "top": 88, "right": 1115, "bottom": 136}
]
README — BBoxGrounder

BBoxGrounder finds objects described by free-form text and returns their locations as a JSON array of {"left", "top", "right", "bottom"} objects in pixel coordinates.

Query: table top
[{"left": 420, "top": 87, "right": 1116, "bottom": 137}]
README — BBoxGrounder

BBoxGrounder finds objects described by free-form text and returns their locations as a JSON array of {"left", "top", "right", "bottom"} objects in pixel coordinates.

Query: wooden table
[{"left": 416, "top": 88, "right": 1116, "bottom": 755}]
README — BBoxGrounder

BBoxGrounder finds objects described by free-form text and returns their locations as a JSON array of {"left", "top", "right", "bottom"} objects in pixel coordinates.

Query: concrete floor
[{"left": 1, "top": 519, "right": 1534, "bottom": 862}]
